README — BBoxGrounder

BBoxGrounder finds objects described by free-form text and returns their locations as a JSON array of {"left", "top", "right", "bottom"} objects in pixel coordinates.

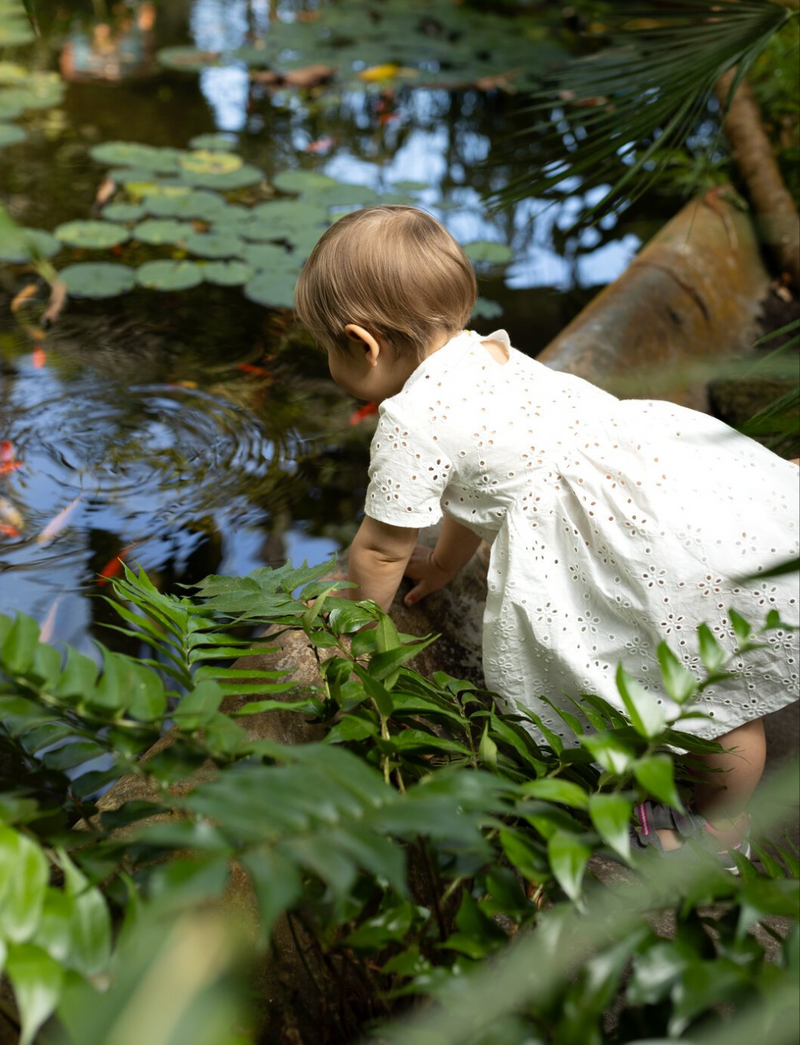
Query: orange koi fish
[{"left": 349, "top": 401, "right": 379, "bottom": 426}]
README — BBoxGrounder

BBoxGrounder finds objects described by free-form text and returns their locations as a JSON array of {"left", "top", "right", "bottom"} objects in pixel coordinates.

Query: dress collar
[{"left": 399, "top": 328, "right": 483, "bottom": 394}]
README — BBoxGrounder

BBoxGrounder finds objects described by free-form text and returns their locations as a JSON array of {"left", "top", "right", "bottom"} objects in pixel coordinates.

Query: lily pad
[
  {"left": 210, "top": 203, "right": 251, "bottom": 230},
  {"left": 472, "top": 297, "right": 504, "bottom": 320},
  {"left": 244, "top": 270, "right": 297, "bottom": 310},
  {"left": 316, "top": 183, "right": 379, "bottom": 208},
  {"left": 136, "top": 260, "right": 203, "bottom": 291},
  {"left": 188, "top": 133, "right": 238, "bottom": 151},
  {"left": 60, "top": 262, "right": 136, "bottom": 299},
  {"left": 239, "top": 242, "right": 291, "bottom": 271},
  {"left": 377, "top": 192, "right": 415, "bottom": 205},
  {"left": 108, "top": 169, "right": 168, "bottom": 188},
  {"left": 391, "top": 180, "right": 429, "bottom": 191},
  {"left": 133, "top": 219, "right": 194, "bottom": 245},
  {"left": 0, "top": 227, "right": 61, "bottom": 263},
  {"left": 157, "top": 47, "right": 223, "bottom": 71},
  {"left": 55, "top": 220, "right": 130, "bottom": 249},
  {"left": 144, "top": 189, "right": 226, "bottom": 220},
  {"left": 201, "top": 260, "right": 253, "bottom": 286},
  {"left": 184, "top": 230, "right": 242, "bottom": 258},
  {"left": 271, "top": 170, "right": 339, "bottom": 195},
  {"left": 89, "top": 141, "right": 183, "bottom": 174},
  {"left": 102, "top": 201, "right": 146, "bottom": 222},
  {"left": 462, "top": 240, "right": 514, "bottom": 265},
  {"left": 0, "top": 123, "right": 26, "bottom": 147},
  {"left": 176, "top": 163, "right": 264, "bottom": 191},
  {"left": 0, "top": 79, "right": 64, "bottom": 111},
  {"left": 179, "top": 150, "right": 243, "bottom": 176}
]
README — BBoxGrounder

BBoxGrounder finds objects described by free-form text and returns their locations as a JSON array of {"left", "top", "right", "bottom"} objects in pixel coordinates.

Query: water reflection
[
  {"left": 1, "top": 0, "right": 673, "bottom": 655},
  {"left": 59, "top": 2, "right": 157, "bottom": 82}
]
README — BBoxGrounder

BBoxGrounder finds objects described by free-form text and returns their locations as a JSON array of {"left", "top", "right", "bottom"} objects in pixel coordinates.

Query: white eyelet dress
[{"left": 364, "top": 329, "right": 799, "bottom": 744}]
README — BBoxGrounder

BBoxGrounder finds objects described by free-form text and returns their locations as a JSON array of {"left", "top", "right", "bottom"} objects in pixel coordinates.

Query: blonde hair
[{"left": 294, "top": 206, "right": 477, "bottom": 360}]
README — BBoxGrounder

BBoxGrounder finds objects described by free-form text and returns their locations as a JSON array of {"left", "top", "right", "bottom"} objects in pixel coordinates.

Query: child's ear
[{"left": 344, "top": 324, "right": 381, "bottom": 368}]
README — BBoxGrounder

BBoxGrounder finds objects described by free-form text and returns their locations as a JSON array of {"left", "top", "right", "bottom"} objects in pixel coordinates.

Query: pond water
[{"left": 0, "top": 0, "right": 670, "bottom": 658}]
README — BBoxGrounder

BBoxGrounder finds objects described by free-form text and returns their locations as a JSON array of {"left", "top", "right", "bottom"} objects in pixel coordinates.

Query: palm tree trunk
[{"left": 715, "top": 69, "right": 800, "bottom": 289}]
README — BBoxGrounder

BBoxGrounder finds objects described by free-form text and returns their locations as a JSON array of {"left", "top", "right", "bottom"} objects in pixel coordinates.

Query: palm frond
[{"left": 488, "top": 0, "right": 795, "bottom": 222}]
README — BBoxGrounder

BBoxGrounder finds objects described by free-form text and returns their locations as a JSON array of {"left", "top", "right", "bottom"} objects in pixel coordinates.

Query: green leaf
[
  {"left": 355, "top": 666, "right": 394, "bottom": 718},
  {"left": 444, "top": 890, "right": 507, "bottom": 958},
  {"left": 1, "top": 613, "right": 40, "bottom": 674},
  {"left": 59, "top": 851, "right": 111, "bottom": 977},
  {"left": 0, "top": 825, "right": 48, "bottom": 943},
  {"left": 128, "top": 664, "right": 167, "bottom": 722},
  {"left": 578, "top": 731, "right": 637, "bottom": 775},
  {"left": 479, "top": 721, "right": 498, "bottom": 771},
  {"left": 729, "top": 608, "right": 752, "bottom": 646},
  {"left": 588, "top": 793, "right": 632, "bottom": 861},
  {"left": 173, "top": 680, "right": 224, "bottom": 730},
  {"left": 547, "top": 830, "right": 592, "bottom": 902},
  {"left": 633, "top": 754, "right": 684, "bottom": 811},
  {"left": 345, "top": 901, "right": 417, "bottom": 950},
  {"left": 238, "top": 847, "right": 299, "bottom": 942},
  {"left": 515, "top": 703, "right": 564, "bottom": 755},
  {"left": 375, "top": 613, "right": 401, "bottom": 653},
  {"left": 656, "top": 642, "right": 698, "bottom": 704},
  {"left": 5, "top": 943, "right": 63, "bottom": 1045},
  {"left": 389, "top": 730, "right": 470, "bottom": 756},
  {"left": 697, "top": 623, "right": 726, "bottom": 671},
  {"left": 33, "top": 891, "right": 73, "bottom": 964},
  {"left": 146, "top": 855, "right": 231, "bottom": 912},
  {"left": 367, "top": 635, "right": 437, "bottom": 683},
  {"left": 522, "top": 778, "right": 589, "bottom": 810},
  {"left": 615, "top": 665, "right": 667, "bottom": 740},
  {"left": 488, "top": 714, "right": 546, "bottom": 774},
  {"left": 541, "top": 694, "right": 585, "bottom": 737},
  {"left": 42, "top": 740, "right": 107, "bottom": 772},
  {"left": 231, "top": 696, "right": 324, "bottom": 717}
]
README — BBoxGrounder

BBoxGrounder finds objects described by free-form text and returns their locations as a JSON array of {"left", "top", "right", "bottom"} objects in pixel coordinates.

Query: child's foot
[
  {"left": 656, "top": 813, "right": 748, "bottom": 852},
  {"left": 631, "top": 801, "right": 751, "bottom": 870}
]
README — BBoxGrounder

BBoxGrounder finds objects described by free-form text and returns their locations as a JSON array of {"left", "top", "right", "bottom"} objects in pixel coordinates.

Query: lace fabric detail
[{"left": 363, "top": 328, "right": 800, "bottom": 742}]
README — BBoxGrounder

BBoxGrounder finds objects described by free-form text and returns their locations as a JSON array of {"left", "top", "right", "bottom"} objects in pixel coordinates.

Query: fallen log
[
  {"left": 715, "top": 69, "right": 800, "bottom": 290},
  {"left": 539, "top": 190, "right": 771, "bottom": 410}
]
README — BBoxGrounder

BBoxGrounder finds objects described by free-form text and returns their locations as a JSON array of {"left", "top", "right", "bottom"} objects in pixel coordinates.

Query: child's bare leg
[{"left": 657, "top": 717, "right": 766, "bottom": 851}]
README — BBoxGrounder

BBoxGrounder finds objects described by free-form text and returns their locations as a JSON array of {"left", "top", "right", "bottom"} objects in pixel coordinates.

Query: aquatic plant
[{"left": 0, "top": 559, "right": 797, "bottom": 1044}]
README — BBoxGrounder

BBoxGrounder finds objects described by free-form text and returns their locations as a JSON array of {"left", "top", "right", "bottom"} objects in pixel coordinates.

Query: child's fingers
[{"left": 404, "top": 580, "right": 429, "bottom": 608}]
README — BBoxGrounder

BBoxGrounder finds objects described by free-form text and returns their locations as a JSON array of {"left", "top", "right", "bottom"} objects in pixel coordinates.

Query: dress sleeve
[{"left": 364, "top": 401, "right": 452, "bottom": 527}]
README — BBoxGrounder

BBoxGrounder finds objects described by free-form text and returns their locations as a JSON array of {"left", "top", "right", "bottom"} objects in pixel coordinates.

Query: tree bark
[{"left": 715, "top": 69, "right": 800, "bottom": 289}]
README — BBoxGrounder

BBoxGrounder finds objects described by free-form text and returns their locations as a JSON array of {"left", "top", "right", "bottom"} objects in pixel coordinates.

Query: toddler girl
[{"left": 295, "top": 205, "right": 799, "bottom": 864}]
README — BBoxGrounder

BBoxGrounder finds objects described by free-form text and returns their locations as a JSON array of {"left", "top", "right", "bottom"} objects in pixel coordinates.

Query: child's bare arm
[
  {"left": 346, "top": 516, "right": 419, "bottom": 611},
  {"left": 404, "top": 515, "right": 482, "bottom": 607}
]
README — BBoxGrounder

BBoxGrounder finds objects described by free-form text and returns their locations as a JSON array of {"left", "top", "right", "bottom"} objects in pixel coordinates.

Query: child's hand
[{"left": 403, "top": 545, "right": 453, "bottom": 607}]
